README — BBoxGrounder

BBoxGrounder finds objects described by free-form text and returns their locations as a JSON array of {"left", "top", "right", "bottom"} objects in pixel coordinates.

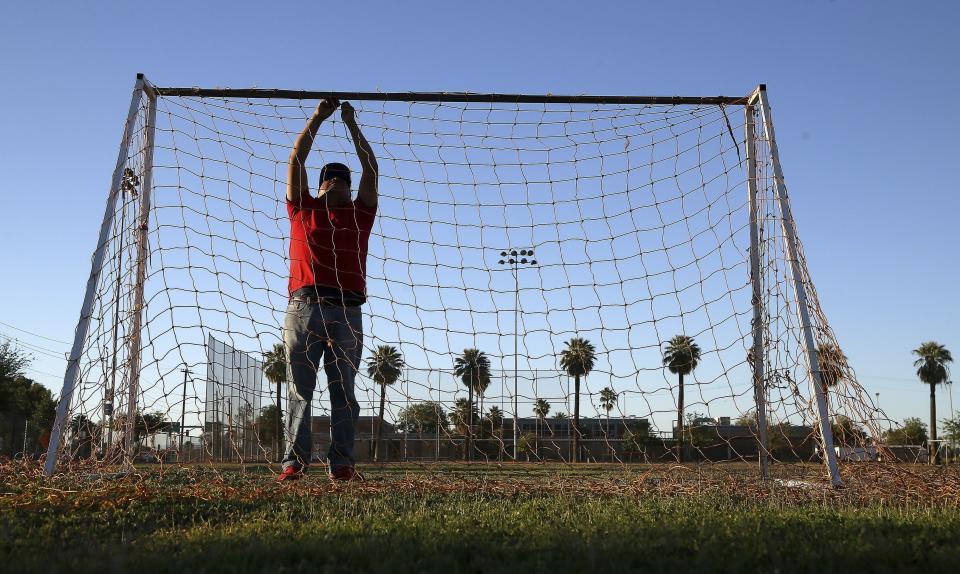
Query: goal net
[{"left": 44, "top": 77, "right": 884, "bottom": 485}]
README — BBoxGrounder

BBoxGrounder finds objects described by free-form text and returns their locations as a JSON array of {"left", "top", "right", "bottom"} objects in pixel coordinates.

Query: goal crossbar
[{"left": 149, "top": 87, "right": 751, "bottom": 106}]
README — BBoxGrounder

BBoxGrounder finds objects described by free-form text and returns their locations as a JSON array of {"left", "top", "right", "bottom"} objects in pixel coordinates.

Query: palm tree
[
  {"left": 599, "top": 387, "right": 617, "bottom": 459},
  {"left": 262, "top": 343, "right": 287, "bottom": 462},
  {"left": 913, "top": 341, "right": 953, "bottom": 463},
  {"left": 450, "top": 398, "right": 476, "bottom": 434},
  {"left": 533, "top": 398, "right": 550, "bottom": 422},
  {"left": 559, "top": 337, "right": 596, "bottom": 463},
  {"left": 484, "top": 406, "right": 504, "bottom": 459},
  {"left": 485, "top": 406, "right": 504, "bottom": 436},
  {"left": 599, "top": 387, "right": 617, "bottom": 433},
  {"left": 450, "top": 398, "right": 478, "bottom": 459},
  {"left": 817, "top": 342, "right": 847, "bottom": 391},
  {"left": 453, "top": 348, "right": 492, "bottom": 460},
  {"left": 533, "top": 398, "right": 550, "bottom": 458},
  {"left": 662, "top": 335, "right": 702, "bottom": 462},
  {"left": 366, "top": 345, "right": 404, "bottom": 462}
]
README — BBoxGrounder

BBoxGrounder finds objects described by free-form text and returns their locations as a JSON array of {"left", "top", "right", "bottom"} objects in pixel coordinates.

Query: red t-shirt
[{"left": 287, "top": 195, "right": 377, "bottom": 296}]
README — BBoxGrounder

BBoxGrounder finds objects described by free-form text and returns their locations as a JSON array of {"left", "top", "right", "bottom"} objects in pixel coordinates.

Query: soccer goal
[{"left": 44, "top": 74, "right": 884, "bottom": 487}]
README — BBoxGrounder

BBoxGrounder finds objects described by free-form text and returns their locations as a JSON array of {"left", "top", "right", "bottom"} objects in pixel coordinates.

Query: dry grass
[
  {"left": 3, "top": 460, "right": 958, "bottom": 510},
  {"left": 3, "top": 461, "right": 960, "bottom": 573}
]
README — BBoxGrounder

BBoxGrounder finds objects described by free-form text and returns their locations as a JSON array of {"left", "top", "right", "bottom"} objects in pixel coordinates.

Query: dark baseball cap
[{"left": 319, "top": 162, "right": 351, "bottom": 185}]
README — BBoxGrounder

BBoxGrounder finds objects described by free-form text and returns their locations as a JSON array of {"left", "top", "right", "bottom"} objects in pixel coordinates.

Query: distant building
[
  {"left": 300, "top": 413, "right": 824, "bottom": 463},
  {"left": 500, "top": 416, "right": 651, "bottom": 440}
]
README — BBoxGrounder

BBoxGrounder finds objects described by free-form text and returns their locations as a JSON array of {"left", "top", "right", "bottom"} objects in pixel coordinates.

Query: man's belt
[{"left": 290, "top": 286, "right": 364, "bottom": 307}]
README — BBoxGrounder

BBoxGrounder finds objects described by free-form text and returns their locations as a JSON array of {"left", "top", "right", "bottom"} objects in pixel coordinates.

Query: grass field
[{"left": 2, "top": 462, "right": 959, "bottom": 573}]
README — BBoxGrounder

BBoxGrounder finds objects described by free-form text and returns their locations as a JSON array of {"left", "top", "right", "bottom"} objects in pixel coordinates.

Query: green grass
[{"left": 3, "top": 463, "right": 959, "bottom": 573}]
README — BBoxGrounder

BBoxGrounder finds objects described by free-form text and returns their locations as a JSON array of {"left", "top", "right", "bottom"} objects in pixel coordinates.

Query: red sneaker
[
  {"left": 328, "top": 466, "right": 364, "bottom": 482},
  {"left": 277, "top": 466, "right": 304, "bottom": 482}
]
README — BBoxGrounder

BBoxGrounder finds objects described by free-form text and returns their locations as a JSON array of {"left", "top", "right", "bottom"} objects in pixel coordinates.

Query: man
[{"left": 278, "top": 98, "right": 378, "bottom": 482}]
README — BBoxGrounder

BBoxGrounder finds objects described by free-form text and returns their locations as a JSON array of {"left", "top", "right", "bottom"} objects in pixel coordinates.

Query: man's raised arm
[
  {"left": 287, "top": 99, "right": 339, "bottom": 203},
  {"left": 341, "top": 102, "right": 378, "bottom": 208}
]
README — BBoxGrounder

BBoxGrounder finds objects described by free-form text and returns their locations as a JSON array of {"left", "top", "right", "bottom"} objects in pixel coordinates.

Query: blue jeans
[{"left": 282, "top": 301, "right": 363, "bottom": 472}]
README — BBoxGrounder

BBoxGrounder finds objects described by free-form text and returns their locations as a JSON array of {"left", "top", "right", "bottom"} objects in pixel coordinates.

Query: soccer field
[{"left": 3, "top": 462, "right": 959, "bottom": 573}]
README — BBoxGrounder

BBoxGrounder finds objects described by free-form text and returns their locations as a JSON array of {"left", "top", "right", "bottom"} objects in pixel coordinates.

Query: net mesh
[{"left": 50, "top": 86, "right": 889, "bottom": 477}]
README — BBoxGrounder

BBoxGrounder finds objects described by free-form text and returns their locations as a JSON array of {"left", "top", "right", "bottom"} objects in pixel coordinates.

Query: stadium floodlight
[
  {"left": 497, "top": 248, "right": 537, "bottom": 461},
  {"left": 43, "top": 76, "right": 884, "bottom": 489}
]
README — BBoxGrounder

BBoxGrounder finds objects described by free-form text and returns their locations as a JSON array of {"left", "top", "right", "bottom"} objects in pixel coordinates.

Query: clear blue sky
[{"left": 1, "top": 1, "right": 957, "bottom": 434}]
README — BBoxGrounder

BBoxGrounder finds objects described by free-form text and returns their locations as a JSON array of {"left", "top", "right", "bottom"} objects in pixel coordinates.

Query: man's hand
[
  {"left": 315, "top": 98, "right": 340, "bottom": 120},
  {"left": 341, "top": 101, "right": 377, "bottom": 208},
  {"left": 341, "top": 102, "right": 357, "bottom": 125},
  {"left": 288, "top": 98, "right": 339, "bottom": 203}
]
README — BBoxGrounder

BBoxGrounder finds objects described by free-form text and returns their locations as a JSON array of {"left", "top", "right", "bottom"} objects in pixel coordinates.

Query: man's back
[{"left": 287, "top": 195, "right": 377, "bottom": 297}]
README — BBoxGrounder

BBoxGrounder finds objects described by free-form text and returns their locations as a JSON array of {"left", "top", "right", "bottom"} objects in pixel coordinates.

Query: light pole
[
  {"left": 948, "top": 381, "right": 955, "bottom": 462},
  {"left": 180, "top": 367, "right": 192, "bottom": 454},
  {"left": 948, "top": 381, "right": 954, "bottom": 423},
  {"left": 498, "top": 248, "right": 537, "bottom": 460}
]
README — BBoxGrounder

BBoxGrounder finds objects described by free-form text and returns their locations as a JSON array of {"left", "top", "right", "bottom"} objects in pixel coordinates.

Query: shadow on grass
[{"left": 4, "top": 490, "right": 960, "bottom": 574}]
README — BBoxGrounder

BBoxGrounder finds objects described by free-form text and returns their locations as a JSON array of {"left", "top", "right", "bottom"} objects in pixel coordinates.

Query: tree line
[
  {"left": 4, "top": 332, "right": 951, "bottom": 463},
  {"left": 260, "top": 333, "right": 707, "bottom": 462},
  {"left": 270, "top": 336, "right": 956, "bottom": 463}
]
